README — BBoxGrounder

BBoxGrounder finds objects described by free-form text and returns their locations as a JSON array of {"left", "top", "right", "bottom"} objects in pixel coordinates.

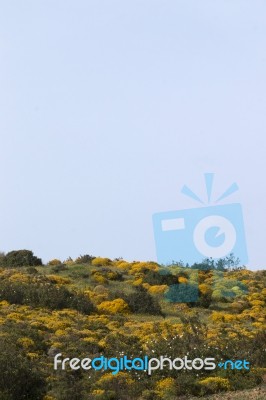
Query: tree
[{"left": 191, "top": 254, "right": 242, "bottom": 271}]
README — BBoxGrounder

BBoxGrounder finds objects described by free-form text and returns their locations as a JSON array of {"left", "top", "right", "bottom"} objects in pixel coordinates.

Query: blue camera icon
[{"left": 153, "top": 174, "right": 248, "bottom": 265}]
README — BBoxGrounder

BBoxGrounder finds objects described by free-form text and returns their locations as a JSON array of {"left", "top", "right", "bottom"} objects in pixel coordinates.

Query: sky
[{"left": 0, "top": 1, "right": 266, "bottom": 268}]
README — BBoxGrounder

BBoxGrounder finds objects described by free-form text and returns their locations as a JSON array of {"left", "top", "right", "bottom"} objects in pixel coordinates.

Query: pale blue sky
[{"left": 0, "top": 1, "right": 265, "bottom": 268}]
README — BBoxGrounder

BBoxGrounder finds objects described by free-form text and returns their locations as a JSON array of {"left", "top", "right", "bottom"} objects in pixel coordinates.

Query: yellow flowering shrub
[
  {"left": 47, "top": 275, "right": 71, "bottom": 285},
  {"left": 0, "top": 300, "right": 10, "bottom": 307},
  {"left": 7, "top": 312, "right": 25, "bottom": 321},
  {"left": 55, "top": 329, "right": 67, "bottom": 337},
  {"left": 250, "top": 300, "right": 264, "bottom": 307},
  {"left": 142, "top": 283, "right": 150, "bottom": 290},
  {"left": 98, "top": 299, "right": 130, "bottom": 314},
  {"left": 115, "top": 261, "right": 131, "bottom": 270},
  {"left": 17, "top": 337, "right": 35, "bottom": 349},
  {"left": 48, "top": 259, "right": 62, "bottom": 266},
  {"left": 95, "top": 274, "right": 108, "bottom": 284},
  {"left": 198, "top": 377, "right": 230, "bottom": 394},
  {"left": 148, "top": 285, "right": 168, "bottom": 294},
  {"left": 91, "top": 389, "right": 105, "bottom": 398},
  {"left": 106, "top": 271, "right": 118, "bottom": 280},
  {"left": 91, "top": 257, "right": 112, "bottom": 267},
  {"left": 156, "top": 377, "right": 177, "bottom": 399},
  {"left": 27, "top": 352, "right": 39, "bottom": 359},
  {"left": 96, "top": 372, "right": 134, "bottom": 389},
  {"left": 133, "top": 278, "right": 143, "bottom": 286},
  {"left": 9, "top": 273, "right": 31, "bottom": 283},
  {"left": 178, "top": 276, "right": 188, "bottom": 284},
  {"left": 199, "top": 283, "right": 211, "bottom": 295},
  {"left": 130, "top": 262, "right": 159, "bottom": 274}
]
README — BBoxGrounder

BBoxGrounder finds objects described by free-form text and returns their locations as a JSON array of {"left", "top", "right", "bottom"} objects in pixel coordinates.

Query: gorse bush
[
  {"left": 198, "top": 377, "right": 230, "bottom": 395},
  {"left": 48, "top": 259, "right": 62, "bottom": 266},
  {"left": 98, "top": 298, "right": 130, "bottom": 314},
  {"left": 91, "top": 268, "right": 123, "bottom": 282},
  {"left": 91, "top": 257, "right": 112, "bottom": 267}
]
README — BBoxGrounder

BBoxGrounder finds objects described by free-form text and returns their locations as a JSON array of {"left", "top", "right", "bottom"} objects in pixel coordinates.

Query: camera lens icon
[
  {"left": 153, "top": 175, "right": 248, "bottom": 265},
  {"left": 193, "top": 215, "right": 237, "bottom": 259}
]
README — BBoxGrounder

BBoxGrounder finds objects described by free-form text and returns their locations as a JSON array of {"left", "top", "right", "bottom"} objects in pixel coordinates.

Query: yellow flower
[
  {"left": 17, "top": 337, "right": 35, "bottom": 349},
  {"left": 98, "top": 299, "right": 130, "bottom": 314}
]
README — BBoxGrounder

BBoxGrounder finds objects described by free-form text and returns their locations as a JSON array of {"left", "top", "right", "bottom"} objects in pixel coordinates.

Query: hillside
[{"left": 0, "top": 255, "right": 265, "bottom": 399}]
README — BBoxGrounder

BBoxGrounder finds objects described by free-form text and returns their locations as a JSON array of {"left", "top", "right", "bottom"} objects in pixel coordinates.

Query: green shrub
[
  {"left": 0, "top": 280, "right": 95, "bottom": 314},
  {"left": 0, "top": 336, "right": 46, "bottom": 399},
  {"left": 144, "top": 270, "right": 179, "bottom": 286},
  {"left": 75, "top": 254, "right": 95, "bottom": 264},
  {"left": 51, "top": 264, "right": 68, "bottom": 273},
  {"left": 111, "top": 286, "right": 163, "bottom": 315},
  {"left": 26, "top": 267, "right": 38, "bottom": 275},
  {"left": 0, "top": 251, "right": 5, "bottom": 266},
  {"left": 227, "top": 370, "right": 263, "bottom": 391},
  {"left": 2, "top": 250, "right": 42, "bottom": 268}
]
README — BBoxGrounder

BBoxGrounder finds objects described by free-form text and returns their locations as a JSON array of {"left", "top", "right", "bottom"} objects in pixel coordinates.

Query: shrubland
[{"left": 0, "top": 251, "right": 265, "bottom": 399}]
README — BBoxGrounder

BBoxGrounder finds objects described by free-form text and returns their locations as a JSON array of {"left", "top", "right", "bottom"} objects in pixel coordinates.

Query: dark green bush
[
  {"left": 75, "top": 254, "right": 95, "bottom": 264},
  {"left": 111, "top": 286, "right": 163, "bottom": 315},
  {"left": 26, "top": 267, "right": 38, "bottom": 275},
  {"left": 0, "top": 280, "right": 95, "bottom": 314},
  {"left": 51, "top": 264, "right": 68, "bottom": 273},
  {"left": 144, "top": 270, "right": 179, "bottom": 286},
  {"left": 2, "top": 250, "right": 42, "bottom": 268},
  {"left": 0, "top": 336, "right": 46, "bottom": 400}
]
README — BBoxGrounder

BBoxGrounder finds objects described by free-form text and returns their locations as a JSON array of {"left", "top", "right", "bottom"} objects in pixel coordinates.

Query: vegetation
[
  {"left": 0, "top": 250, "right": 265, "bottom": 399},
  {"left": 0, "top": 250, "right": 42, "bottom": 268}
]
